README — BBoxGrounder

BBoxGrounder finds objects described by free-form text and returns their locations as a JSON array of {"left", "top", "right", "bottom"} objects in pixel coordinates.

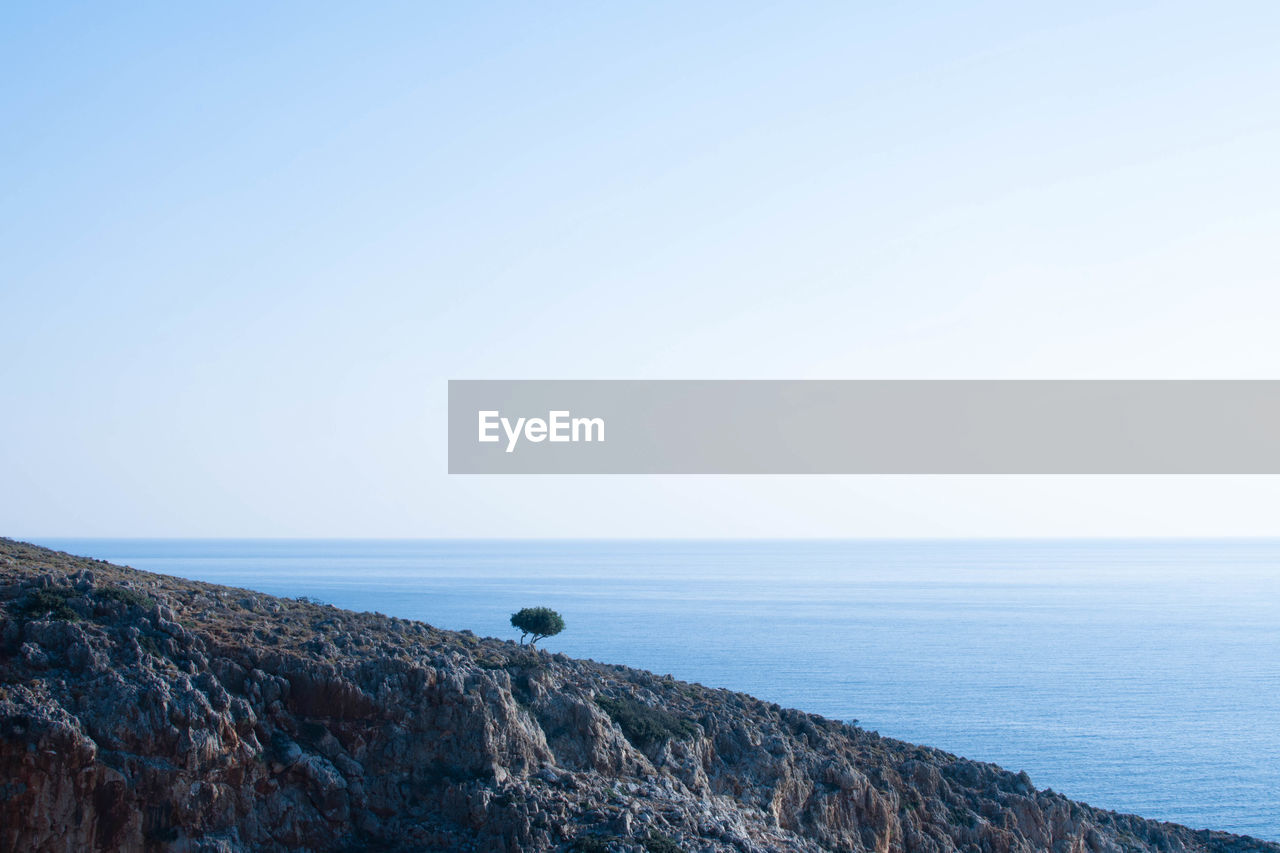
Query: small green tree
[{"left": 510, "top": 606, "right": 565, "bottom": 646}]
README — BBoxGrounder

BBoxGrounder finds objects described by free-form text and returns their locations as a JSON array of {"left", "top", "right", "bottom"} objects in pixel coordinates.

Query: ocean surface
[{"left": 33, "top": 538, "right": 1280, "bottom": 840}]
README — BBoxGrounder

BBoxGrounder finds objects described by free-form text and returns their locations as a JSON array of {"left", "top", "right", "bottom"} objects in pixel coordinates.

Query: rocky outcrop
[{"left": 0, "top": 538, "right": 1274, "bottom": 853}]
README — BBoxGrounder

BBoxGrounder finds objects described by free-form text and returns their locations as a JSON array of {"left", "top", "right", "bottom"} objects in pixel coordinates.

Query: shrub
[
  {"left": 642, "top": 830, "right": 685, "bottom": 853},
  {"left": 595, "top": 695, "right": 697, "bottom": 749},
  {"left": 510, "top": 607, "right": 564, "bottom": 646},
  {"left": 19, "top": 588, "right": 78, "bottom": 620},
  {"left": 95, "top": 586, "right": 154, "bottom": 610}
]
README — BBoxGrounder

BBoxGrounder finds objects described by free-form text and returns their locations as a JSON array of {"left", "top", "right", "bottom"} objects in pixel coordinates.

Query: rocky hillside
[{"left": 0, "top": 539, "right": 1274, "bottom": 853}]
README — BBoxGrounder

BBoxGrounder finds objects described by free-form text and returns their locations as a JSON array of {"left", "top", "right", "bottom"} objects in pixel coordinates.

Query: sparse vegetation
[
  {"left": 96, "top": 585, "right": 154, "bottom": 610},
  {"left": 642, "top": 829, "right": 685, "bottom": 853},
  {"left": 20, "top": 588, "right": 78, "bottom": 620},
  {"left": 0, "top": 538, "right": 1261, "bottom": 853},
  {"left": 510, "top": 606, "right": 565, "bottom": 646},
  {"left": 595, "top": 695, "right": 697, "bottom": 749}
]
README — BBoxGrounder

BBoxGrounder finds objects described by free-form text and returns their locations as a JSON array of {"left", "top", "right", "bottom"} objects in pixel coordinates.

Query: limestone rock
[{"left": 0, "top": 538, "right": 1275, "bottom": 853}]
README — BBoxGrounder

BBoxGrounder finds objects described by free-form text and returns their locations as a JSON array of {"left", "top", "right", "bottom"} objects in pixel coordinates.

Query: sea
[{"left": 32, "top": 538, "right": 1280, "bottom": 841}]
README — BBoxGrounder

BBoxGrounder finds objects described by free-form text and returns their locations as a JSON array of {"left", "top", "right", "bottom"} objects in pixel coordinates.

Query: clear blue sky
[{"left": 4, "top": 2, "right": 1280, "bottom": 537}]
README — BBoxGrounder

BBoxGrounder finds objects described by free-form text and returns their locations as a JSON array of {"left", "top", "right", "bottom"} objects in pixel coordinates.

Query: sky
[{"left": 4, "top": 2, "right": 1280, "bottom": 538}]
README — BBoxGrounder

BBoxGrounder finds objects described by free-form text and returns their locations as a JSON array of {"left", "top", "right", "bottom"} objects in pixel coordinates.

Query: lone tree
[{"left": 510, "top": 606, "right": 565, "bottom": 646}]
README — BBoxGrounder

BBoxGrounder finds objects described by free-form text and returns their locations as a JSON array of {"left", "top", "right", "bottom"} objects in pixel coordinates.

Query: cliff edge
[{"left": 1, "top": 539, "right": 1274, "bottom": 853}]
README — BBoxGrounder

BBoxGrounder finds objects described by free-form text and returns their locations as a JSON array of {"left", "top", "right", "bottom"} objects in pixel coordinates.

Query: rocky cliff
[{"left": 0, "top": 539, "right": 1274, "bottom": 853}]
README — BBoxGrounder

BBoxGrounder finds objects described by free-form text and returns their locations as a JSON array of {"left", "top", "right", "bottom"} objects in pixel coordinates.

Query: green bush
[
  {"left": 95, "top": 586, "right": 154, "bottom": 610},
  {"left": 642, "top": 830, "right": 685, "bottom": 853},
  {"left": 19, "top": 588, "right": 78, "bottom": 620},
  {"left": 595, "top": 695, "right": 697, "bottom": 749},
  {"left": 510, "top": 606, "right": 565, "bottom": 646}
]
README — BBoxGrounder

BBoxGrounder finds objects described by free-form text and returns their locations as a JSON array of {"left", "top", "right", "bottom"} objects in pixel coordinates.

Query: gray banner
[{"left": 448, "top": 380, "right": 1280, "bottom": 474}]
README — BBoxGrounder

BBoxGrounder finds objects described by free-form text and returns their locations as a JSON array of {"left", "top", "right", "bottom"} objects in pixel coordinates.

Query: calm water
[{"left": 35, "top": 538, "right": 1280, "bottom": 840}]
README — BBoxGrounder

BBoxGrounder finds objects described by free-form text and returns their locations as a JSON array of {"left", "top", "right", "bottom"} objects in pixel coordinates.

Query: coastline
[
  {"left": 3, "top": 538, "right": 1276, "bottom": 852},
  {"left": 25, "top": 536, "right": 1280, "bottom": 838}
]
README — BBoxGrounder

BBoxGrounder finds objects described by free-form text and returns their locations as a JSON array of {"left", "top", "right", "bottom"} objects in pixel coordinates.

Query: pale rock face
[{"left": 0, "top": 538, "right": 1276, "bottom": 853}]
